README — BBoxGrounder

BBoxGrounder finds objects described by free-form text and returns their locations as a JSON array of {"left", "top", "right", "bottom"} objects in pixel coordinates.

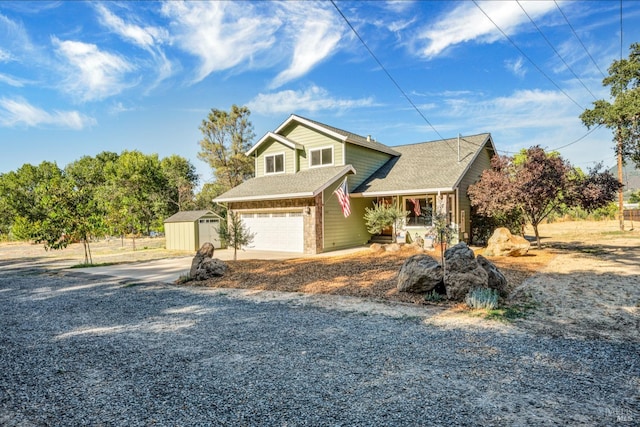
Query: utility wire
[
  {"left": 548, "top": 124, "right": 602, "bottom": 150},
  {"left": 329, "top": 0, "right": 457, "bottom": 154},
  {"left": 516, "top": 0, "right": 598, "bottom": 100},
  {"left": 472, "top": 0, "right": 585, "bottom": 111},
  {"left": 554, "top": 0, "right": 607, "bottom": 79}
]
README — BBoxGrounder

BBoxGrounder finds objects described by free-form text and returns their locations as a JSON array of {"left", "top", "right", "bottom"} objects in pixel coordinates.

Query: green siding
[
  {"left": 165, "top": 221, "right": 197, "bottom": 251},
  {"left": 322, "top": 181, "right": 373, "bottom": 251},
  {"left": 255, "top": 140, "right": 296, "bottom": 176},
  {"left": 283, "top": 124, "right": 344, "bottom": 171},
  {"left": 345, "top": 143, "right": 393, "bottom": 190},
  {"left": 457, "top": 144, "right": 492, "bottom": 239}
]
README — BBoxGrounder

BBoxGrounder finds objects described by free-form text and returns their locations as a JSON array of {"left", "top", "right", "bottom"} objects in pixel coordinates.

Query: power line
[
  {"left": 472, "top": 0, "right": 585, "bottom": 111},
  {"left": 554, "top": 0, "right": 607, "bottom": 79},
  {"left": 516, "top": 0, "right": 598, "bottom": 100},
  {"left": 548, "top": 124, "right": 602, "bottom": 150},
  {"left": 329, "top": 0, "right": 457, "bottom": 154}
]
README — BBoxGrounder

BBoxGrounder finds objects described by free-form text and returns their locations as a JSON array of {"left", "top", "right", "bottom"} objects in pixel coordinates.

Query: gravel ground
[{"left": 1, "top": 273, "right": 638, "bottom": 426}]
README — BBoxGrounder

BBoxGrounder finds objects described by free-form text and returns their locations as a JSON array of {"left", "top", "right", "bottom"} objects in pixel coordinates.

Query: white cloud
[
  {"left": 0, "top": 48, "right": 12, "bottom": 62},
  {"left": 95, "top": 4, "right": 165, "bottom": 49},
  {"left": 161, "top": 1, "right": 280, "bottom": 83},
  {"left": 0, "top": 73, "right": 25, "bottom": 87},
  {"left": 505, "top": 57, "right": 526, "bottom": 78},
  {"left": 0, "top": 98, "right": 96, "bottom": 129},
  {"left": 52, "top": 36, "right": 134, "bottom": 101},
  {"left": 270, "top": 2, "right": 343, "bottom": 88},
  {"left": 247, "top": 85, "right": 374, "bottom": 115},
  {"left": 415, "top": 1, "right": 556, "bottom": 58},
  {"left": 95, "top": 4, "right": 172, "bottom": 86}
]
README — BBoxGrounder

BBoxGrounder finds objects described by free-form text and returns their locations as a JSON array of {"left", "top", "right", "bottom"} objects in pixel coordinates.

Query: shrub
[
  {"left": 465, "top": 288, "right": 499, "bottom": 310},
  {"left": 424, "top": 289, "right": 445, "bottom": 303}
]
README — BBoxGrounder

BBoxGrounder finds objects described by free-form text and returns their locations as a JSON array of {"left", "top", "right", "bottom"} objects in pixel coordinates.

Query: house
[
  {"left": 164, "top": 210, "right": 224, "bottom": 251},
  {"left": 213, "top": 115, "right": 497, "bottom": 254}
]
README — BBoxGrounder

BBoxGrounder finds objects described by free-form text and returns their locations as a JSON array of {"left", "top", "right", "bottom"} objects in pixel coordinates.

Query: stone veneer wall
[{"left": 228, "top": 198, "right": 321, "bottom": 254}]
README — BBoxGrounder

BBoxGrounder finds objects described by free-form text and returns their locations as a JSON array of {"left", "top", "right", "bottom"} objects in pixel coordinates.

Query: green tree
[
  {"left": 197, "top": 105, "right": 255, "bottom": 192},
  {"left": 219, "top": 211, "right": 254, "bottom": 261},
  {"left": 469, "top": 147, "right": 619, "bottom": 248},
  {"left": 630, "top": 191, "right": 640, "bottom": 204},
  {"left": 101, "top": 151, "right": 168, "bottom": 249},
  {"left": 580, "top": 42, "right": 640, "bottom": 230},
  {"left": 160, "top": 155, "right": 199, "bottom": 213}
]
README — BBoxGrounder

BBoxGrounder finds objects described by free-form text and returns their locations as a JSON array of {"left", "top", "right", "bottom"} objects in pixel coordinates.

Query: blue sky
[{"left": 1, "top": 1, "right": 639, "bottom": 185}]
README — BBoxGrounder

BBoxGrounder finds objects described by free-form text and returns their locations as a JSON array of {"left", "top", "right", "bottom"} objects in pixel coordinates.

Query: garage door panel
[{"left": 241, "top": 212, "right": 303, "bottom": 253}]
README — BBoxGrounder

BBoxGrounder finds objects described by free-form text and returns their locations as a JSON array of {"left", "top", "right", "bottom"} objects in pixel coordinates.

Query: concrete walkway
[{"left": 69, "top": 246, "right": 368, "bottom": 284}]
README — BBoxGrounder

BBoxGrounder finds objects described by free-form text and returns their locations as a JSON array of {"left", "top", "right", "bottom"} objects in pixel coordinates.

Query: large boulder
[
  {"left": 397, "top": 254, "right": 443, "bottom": 293},
  {"left": 193, "top": 258, "right": 228, "bottom": 281},
  {"left": 476, "top": 255, "right": 508, "bottom": 298},
  {"left": 443, "top": 242, "right": 488, "bottom": 301},
  {"left": 189, "top": 242, "right": 226, "bottom": 280},
  {"left": 484, "top": 228, "right": 530, "bottom": 257}
]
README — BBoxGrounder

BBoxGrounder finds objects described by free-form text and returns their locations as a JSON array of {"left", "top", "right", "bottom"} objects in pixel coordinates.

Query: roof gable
[
  {"left": 274, "top": 114, "right": 401, "bottom": 157},
  {"left": 164, "top": 210, "right": 220, "bottom": 223},
  {"left": 353, "top": 133, "right": 494, "bottom": 196},
  {"left": 247, "top": 132, "right": 303, "bottom": 156}
]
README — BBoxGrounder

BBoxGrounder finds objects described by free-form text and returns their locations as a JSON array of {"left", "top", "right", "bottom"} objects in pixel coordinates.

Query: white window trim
[
  {"left": 264, "top": 152, "right": 286, "bottom": 175},
  {"left": 309, "top": 146, "right": 334, "bottom": 168}
]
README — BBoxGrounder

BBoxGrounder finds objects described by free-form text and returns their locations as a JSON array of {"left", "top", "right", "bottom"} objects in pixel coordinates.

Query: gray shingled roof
[
  {"left": 214, "top": 165, "right": 354, "bottom": 202},
  {"left": 353, "top": 133, "right": 493, "bottom": 195},
  {"left": 164, "top": 210, "right": 216, "bottom": 223},
  {"left": 296, "top": 115, "right": 401, "bottom": 156}
]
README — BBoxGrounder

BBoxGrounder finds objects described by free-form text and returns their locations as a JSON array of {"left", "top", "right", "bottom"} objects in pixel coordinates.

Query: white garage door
[{"left": 240, "top": 212, "right": 304, "bottom": 253}]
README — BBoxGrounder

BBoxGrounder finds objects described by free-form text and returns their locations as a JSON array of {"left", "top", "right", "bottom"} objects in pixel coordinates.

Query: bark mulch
[{"left": 194, "top": 245, "right": 558, "bottom": 305}]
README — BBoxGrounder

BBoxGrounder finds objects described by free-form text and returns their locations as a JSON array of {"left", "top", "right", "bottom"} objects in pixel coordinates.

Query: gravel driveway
[{"left": 1, "top": 272, "right": 638, "bottom": 426}]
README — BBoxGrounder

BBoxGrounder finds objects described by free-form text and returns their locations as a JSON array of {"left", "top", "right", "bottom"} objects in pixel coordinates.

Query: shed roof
[
  {"left": 214, "top": 165, "right": 355, "bottom": 203},
  {"left": 353, "top": 133, "right": 494, "bottom": 196},
  {"left": 164, "top": 210, "right": 218, "bottom": 223}
]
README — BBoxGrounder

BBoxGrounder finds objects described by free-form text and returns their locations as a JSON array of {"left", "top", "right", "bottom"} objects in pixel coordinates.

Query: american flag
[
  {"left": 409, "top": 198, "right": 421, "bottom": 216},
  {"left": 334, "top": 177, "right": 351, "bottom": 218}
]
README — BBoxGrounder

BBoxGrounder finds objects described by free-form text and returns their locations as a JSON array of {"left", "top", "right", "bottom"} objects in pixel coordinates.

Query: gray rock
[
  {"left": 369, "top": 243, "right": 384, "bottom": 253},
  {"left": 385, "top": 243, "right": 401, "bottom": 253},
  {"left": 476, "top": 255, "right": 508, "bottom": 298},
  {"left": 443, "top": 242, "right": 488, "bottom": 301},
  {"left": 194, "top": 258, "right": 228, "bottom": 281},
  {"left": 190, "top": 242, "right": 220, "bottom": 279},
  {"left": 484, "top": 227, "right": 530, "bottom": 257},
  {"left": 397, "top": 254, "right": 443, "bottom": 293}
]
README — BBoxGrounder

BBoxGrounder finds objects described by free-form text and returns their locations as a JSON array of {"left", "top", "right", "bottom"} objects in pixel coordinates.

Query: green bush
[{"left": 465, "top": 288, "right": 499, "bottom": 310}]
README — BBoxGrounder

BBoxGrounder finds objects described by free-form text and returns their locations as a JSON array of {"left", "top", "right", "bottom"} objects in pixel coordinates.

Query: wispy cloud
[
  {"left": 52, "top": 37, "right": 134, "bottom": 102},
  {"left": 95, "top": 4, "right": 172, "bottom": 85},
  {"left": 0, "top": 48, "right": 12, "bottom": 62},
  {"left": 0, "top": 97, "right": 96, "bottom": 129},
  {"left": 270, "top": 2, "right": 343, "bottom": 88},
  {"left": 247, "top": 85, "right": 374, "bottom": 115},
  {"left": 0, "top": 72, "right": 26, "bottom": 87},
  {"left": 161, "top": 1, "right": 280, "bottom": 83},
  {"left": 505, "top": 57, "right": 527, "bottom": 78},
  {"left": 414, "top": 1, "right": 556, "bottom": 58}
]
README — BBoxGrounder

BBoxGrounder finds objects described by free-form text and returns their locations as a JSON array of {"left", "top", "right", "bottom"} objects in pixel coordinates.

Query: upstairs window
[
  {"left": 265, "top": 153, "right": 284, "bottom": 174},
  {"left": 310, "top": 147, "right": 333, "bottom": 167}
]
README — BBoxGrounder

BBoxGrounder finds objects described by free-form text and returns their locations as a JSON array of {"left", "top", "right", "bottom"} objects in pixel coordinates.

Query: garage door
[{"left": 240, "top": 212, "right": 304, "bottom": 253}]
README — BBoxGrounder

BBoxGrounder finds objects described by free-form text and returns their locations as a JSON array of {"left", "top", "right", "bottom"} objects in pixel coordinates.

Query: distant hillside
[{"left": 608, "top": 163, "right": 640, "bottom": 197}]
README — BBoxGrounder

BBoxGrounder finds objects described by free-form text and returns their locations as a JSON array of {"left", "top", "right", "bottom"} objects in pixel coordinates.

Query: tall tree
[
  {"left": 580, "top": 42, "right": 640, "bottom": 230},
  {"left": 197, "top": 105, "right": 255, "bottom": 192},
  {"left": 160, "top": 155, "right": 199, "bottom": 213},
  {"left": 469, "top": 147, "right": 619, "bottom": 248}
]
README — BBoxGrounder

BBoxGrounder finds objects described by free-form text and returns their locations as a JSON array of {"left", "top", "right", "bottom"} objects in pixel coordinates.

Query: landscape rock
[
  {"left": 385, "top": 243, "right": 401, "bottom": 253},
  {"left": 190, "top": 242, "right": 215, "bottom": 277},
  {"left": 476, "top": 255, "right": 508, "bottom": 298},
  {"left": 369, "top": 243, "right": 384, "bottom": 253},
  {"left": 443, "top": 242, "right": 488, "bottom": 301},
  {"left": 397, "top": 254, "right": 443, "bottom": 293},
  {"left": 194, "top": 258, "right": 228, "bottom": 281},
  {"left": 484, "top": 228, "right": 530, "bottom": 257}
]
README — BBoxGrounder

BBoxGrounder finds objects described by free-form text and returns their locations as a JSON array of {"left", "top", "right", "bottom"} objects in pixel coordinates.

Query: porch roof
[{"left": 213, "top": 165, "right": 355, "bottom": 203}]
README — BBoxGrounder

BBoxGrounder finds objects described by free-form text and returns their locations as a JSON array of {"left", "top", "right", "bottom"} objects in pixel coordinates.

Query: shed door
[
  {"left": 240, "top": 212, "right": 304, "bottom": 253},
  {"left": 198, "top": 219, "right": 221, "bottom": 249}
]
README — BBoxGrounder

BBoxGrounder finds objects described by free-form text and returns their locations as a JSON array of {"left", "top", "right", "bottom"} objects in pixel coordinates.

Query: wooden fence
[{"left": 623, "top": 209, "right": 640, "bottom": 221}]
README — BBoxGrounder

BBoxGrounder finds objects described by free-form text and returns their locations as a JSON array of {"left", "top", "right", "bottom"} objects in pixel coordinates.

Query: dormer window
[
  {"left": 310, "top": 147, "right": 333, "bottom": 167},
  {"left": 265, "top": 153, "right": 285, "bottom": 174}
]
